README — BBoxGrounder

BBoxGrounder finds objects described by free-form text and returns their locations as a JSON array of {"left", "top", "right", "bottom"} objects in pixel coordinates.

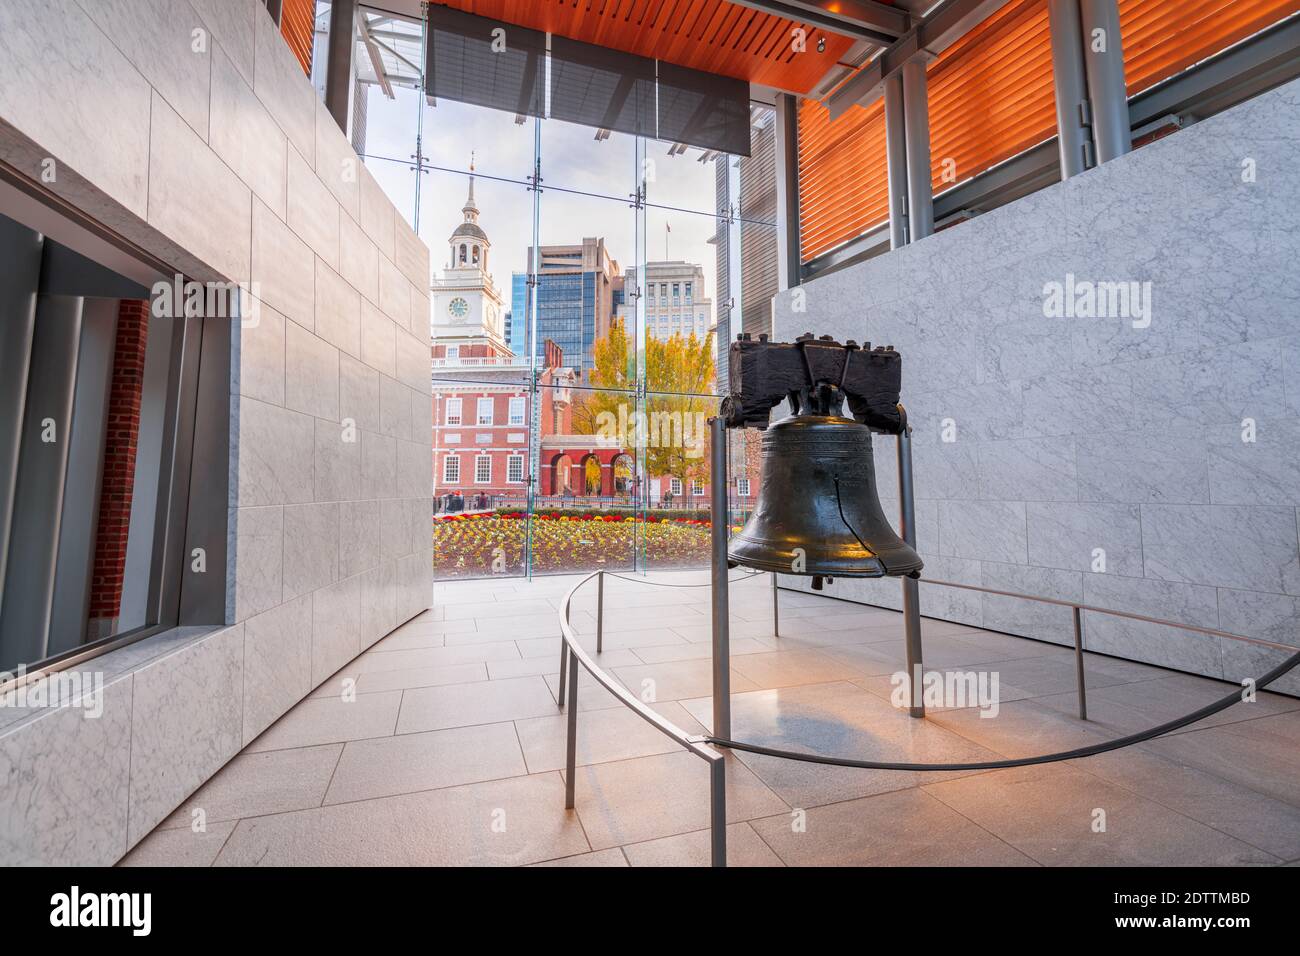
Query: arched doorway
[
  {"left": 553, "top": 454, "right": 574, "bottom": 496},
  {"left": 612, "top": 454, "right": 634, "bottom": 497},
  {"left": 582, "top": 455, "right": 601, "bottom": 496}
]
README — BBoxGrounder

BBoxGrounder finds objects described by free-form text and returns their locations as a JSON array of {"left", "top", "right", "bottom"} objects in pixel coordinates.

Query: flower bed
[{"left": 433, "top": 512, "right": 730, "bottom": 578}]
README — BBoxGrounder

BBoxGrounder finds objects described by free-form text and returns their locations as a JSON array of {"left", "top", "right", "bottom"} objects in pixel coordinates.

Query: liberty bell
[{"left": 721, "top": 334, "right": 922, "bottom": 585}]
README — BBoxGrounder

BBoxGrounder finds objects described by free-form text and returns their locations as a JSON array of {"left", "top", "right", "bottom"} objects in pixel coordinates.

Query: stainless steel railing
[{"left": 555, "top": 568, "right": 1300, "bottom": 868}]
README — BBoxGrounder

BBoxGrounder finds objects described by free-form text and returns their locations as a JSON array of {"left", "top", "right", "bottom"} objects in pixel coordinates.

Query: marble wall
[
  {"left": 773, "top": 78, "right": 1300, "bottom": 695},
  {"left": 0, "top": 0, "right": 433, "bottom": 863}
]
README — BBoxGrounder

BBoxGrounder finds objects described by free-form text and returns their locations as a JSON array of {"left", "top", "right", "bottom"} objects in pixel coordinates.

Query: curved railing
[{"left": 556, "top": 569, "right": 1300, "bottom": 867}]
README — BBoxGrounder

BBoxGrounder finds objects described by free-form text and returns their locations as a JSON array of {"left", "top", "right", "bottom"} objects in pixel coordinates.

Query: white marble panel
[
  {"left": 380, "top": 375, "right": 414, "bottom": 440},
  {"left": 378, "top": 253, "right": 411, "bottom": 327},
  {"left": 128, "top": 626, "right": 243, "bottom": 844},
  {"left": 340, "top": 212, "right": 380, "bottom": 304},
  {"left": 0, "top": 0, "right": 151, "bottom": 218},
  {"left": 977, "top": 437, "right": 1078, "bottom": 502},
  {"left": 1026, "top": 501, "right": 1143, "bottom": 577},
  {"left": 234, "top": 505, "right": 282, "bottom": 621},
  {"left": 282, "top": 502, "right": 339, "bottom": 599},
  {"left": 147, "top": 93, "right": 252, "bottom": 283},
  {"left": 340, "top": 353, "right": 381, "bottom": 433},
  {"left": 252, "top": 5, "right": 315, "bottom": 162},
  {"left": 312, "top": 574, "right": 362, "bottom": 686},
  {"left": 1141, "top": 504, "right": 1300, "bottom": 595},
  {"left": 360, "top": 300, "right": 397, "bottom": 379},
  {"left": 314, "top": 98, "right": 360, "bottom": 220},
  {"left": 242, "top": 594, "right": 313, "bottom": 745},
  {"left": 360, "top": 561, "right": 398, "bottom": 649},
  {"left": 236, "top": 398, "right": 314, "bottom": 507},
  {"left": 189, "top": 0, "right": 257, "bottom": 84},
  {"left": 284, "top": 320, "right": 340, "bottom": 421},
  {"left": 315, "top": 258, "right": 361, "bottom": 358},
  {"left": 938, "top": 499, "right": 1028, "bottom": 565},
  {"left": 79, "top": 0, "right": 211, "bottom": 138},
  {"left": 209, "top": 43, "right": 288, "bottom": 220},
  {"left": 0, "top": 674, "right": 132, "bottom": 865},
  {"left": 251, "top": 197, "right": 315, "bottom": 329},
  {"left": 1082, "top": 574, "right": 1223, "bottom": 675},
  {"left": 238, "top": 300, "right": 285, "bottom": 405},
  {"left": 340, "top": 499, "right": 382, "bottom": 577},
  {"left": 313, "top": 417, "right": 361, "bottom": 503},
  {"left": 358, "top": 164, "right": 396, "bottom": 260},
  {"left": 361, "top": 431, "right": 398, "bottom": 500}
]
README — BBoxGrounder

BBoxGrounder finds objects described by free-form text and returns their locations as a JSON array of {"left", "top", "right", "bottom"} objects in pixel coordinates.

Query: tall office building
[
  {"left": 512, "top": 238, "right": 619, "bottom": 377},
  {"left": 619, "top": 262, "right": 713, "bottom": 342}
]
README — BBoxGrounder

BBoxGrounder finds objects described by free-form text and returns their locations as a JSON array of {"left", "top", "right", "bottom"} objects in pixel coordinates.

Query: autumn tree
[{"left": 572, "top": 318, "right": 716, "bottom": 496}]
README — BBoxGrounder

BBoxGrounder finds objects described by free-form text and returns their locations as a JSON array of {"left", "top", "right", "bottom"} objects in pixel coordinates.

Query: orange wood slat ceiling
[
  {"left": 798, "top": 0, "right": 1300, "bottom": 263},
  {"left": 281, "top": 0, "right": 316, "bottom": 76},
  {"left": 430, "top": 0, "right": 858, "bottom": 92}
]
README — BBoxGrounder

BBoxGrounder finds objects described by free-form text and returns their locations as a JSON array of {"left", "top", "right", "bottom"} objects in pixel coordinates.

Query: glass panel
[
  {"left": 639, "top": 391, "right": 720, "bottom": 570},
  {"left": 530, "top": 384, "right": 636, "bottom": 575}
]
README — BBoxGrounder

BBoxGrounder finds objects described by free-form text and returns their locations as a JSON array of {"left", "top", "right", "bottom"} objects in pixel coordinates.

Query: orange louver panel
[
  {"left": 281, "top": 0, "right": 316, "bottom": 77},
  {"left": 797, "top": 97, "right": 888, "bottom": 262},
  {"left": 1120, "top": 0, "right": 1300, "bottom": 95},
  {"left": 926, "top": 0, "right": 1055, "bottom": 196}
]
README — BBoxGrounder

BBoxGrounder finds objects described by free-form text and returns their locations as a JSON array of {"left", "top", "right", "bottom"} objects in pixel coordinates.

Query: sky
[{"left": 360, "top": 85, "right": 726, "bottom": 317}]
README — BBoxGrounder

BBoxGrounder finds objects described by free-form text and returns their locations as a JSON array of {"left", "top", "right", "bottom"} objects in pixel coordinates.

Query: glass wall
[{"left": 355, "top": 9, "right": 778, "bottom": 578}]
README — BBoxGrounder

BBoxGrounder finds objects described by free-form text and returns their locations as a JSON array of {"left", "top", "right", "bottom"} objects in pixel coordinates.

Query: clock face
[{"left": 449, "top": 297, "right": 469, "bottom": 318}]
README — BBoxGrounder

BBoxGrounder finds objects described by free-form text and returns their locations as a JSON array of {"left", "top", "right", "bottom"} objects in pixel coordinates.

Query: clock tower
[{"left": 430, "top": 157, "right": 508, "bottom": 355}]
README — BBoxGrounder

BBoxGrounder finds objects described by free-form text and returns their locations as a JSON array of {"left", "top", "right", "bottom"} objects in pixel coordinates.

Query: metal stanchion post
[
  {"left": 596, "top": 570, "right": 604, "bottom": 654},
  {"left": 557, "top": 604, "right": 569, "bottom": 708},
  {"left": 772, "top": 572, "right": 780, "bottom": 638},
  {"left": 1073, "top": 606, "right": 1088, "bottom": 720},
  {"left": 564, "top": 648, "right": 578, "bottom": 808},
  {"left": 710, "top": 416, "right": 731, "bottom": 740},
  {"left": 709, "top": 756, "right": 727, "bottom": 867},
  {"left": 897, "top": 418, "right": 925, "bottom": 718}
]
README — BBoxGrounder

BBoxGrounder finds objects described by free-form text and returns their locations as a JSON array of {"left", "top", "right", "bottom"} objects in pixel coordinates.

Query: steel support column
[
  {"left": 897, "top": 423, "right": 925, "bottom": 718},
  {"left": 773, "top": 92, "right": 802, "bottom": 290},
  {"left": 883, "top": 72, "right": 909, "bottom": 249},
  {"left": 325, "top": 0, "right": 357, "bottom": 135},
  {"left": 0, "top": 218, "right": 42, "bottom": 627},
  {"left": 710, "top": 416, "right": 731, "bottom": 740},
  {"left": 1047, "top": 0, "right": 1094, "bottom": 178},
  {"left": 1079, "top": 0, "right": 1131, "bottom": 162},
  {"left": 901, "top": 58, "right": 934, "bottom": 241}
]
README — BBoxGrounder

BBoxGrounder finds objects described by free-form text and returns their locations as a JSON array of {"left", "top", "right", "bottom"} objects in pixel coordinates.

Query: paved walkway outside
[{"left": 124, "top": 572, "right": 1300, "bottom": 866}]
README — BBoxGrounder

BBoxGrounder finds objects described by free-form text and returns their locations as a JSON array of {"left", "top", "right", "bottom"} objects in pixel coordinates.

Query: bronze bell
[{"left": 728, "top": 413, "right": 923, "bottom": 581}]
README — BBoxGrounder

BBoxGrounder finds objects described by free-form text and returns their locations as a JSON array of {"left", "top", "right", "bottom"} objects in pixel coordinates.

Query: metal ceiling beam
[
  {"left": 357, "top": 10, "right": 395, "bottom": 98},
  {"left": 727, "top": 0, "right": 905, "bottom": 45},
  {"left": 827, "top": 0, "right": 1011, "bottom": 119}
]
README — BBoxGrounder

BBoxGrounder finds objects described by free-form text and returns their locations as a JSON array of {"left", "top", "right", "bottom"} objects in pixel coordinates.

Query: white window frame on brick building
[
  {"left": 477, "top": 397, "right": 494, "bottom": 425},
  {"left": 508, "top": 396, "right": 525, "bottom": 426},
  {"left": 737, "top": 477, "right": 751, "bottom": 497},
  {"left": 670, "top": 477, "right": 682, "bottom": 496},
  {"left": 507, "top": 454, "right": 524, "bottom": 484},
  {"left": 691, "top": 478, "right": 704, "bottom": 496},
  {"left": 445, "top": 398, "right": 462, "bottom": 426},
  {"left": 443, "top": 455, "right": 460, "bottom": 483},
  {"left": 475, "top": 455, "right": 492, "bottom": 484}
]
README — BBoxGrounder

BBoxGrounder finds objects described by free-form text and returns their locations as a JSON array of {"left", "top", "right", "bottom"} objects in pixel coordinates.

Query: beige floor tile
[
  {"left": 215, "top": 773, "right": 589, "bottom": 866},
  {"left": 515, "top": 701, "right": 702, "bottom": 773},
  {"left": 611, "top": 659, "right": 761, "bottom": 703},
  {"left": 632, "top": 638, "right": 775, "bottom": 664},
  {"left": 530, "top": 848, "right": 629, "bottom": 867},
  {"left": 395, "top": 675, "right": 558, "bottom": 733},
  {"left": 572, "top": 751, "right": 788, "bottom": 850},
  {"left": 622, "top": 822, "right": 784, "bottom": 867},
  {"left": 923, "top": 763, "right": 1279, "bottom": 865},
  {"left": 443, "top": 599, "right": 559, "bottom": 621},
  {"left": 355, "top": 661, "right": 487, "bottom": 694},
  {"left": 750, "top": 788, "right": 1035, "bottom": 866},
  {"left": 544, "top": 670, "right": 628, "bottom": 711},
  {"left": 681, "top": 681, "right": 1001, "bottom": 808},
  {"left": 355, "top": 641, "right": 520, "bottom": 672},
  {"left": 120, "top": 822, "right": 236, "bottom": 867},
  {"left": 1141, "top": 712, "right": 1300, "bottom": 808},
  {"left": 730, "top": 649, "right": 868, "bottom": 688},
  {"left": 324, "top": 721, "right": 526, "bottom": 804},
  {"left": 160, "top": 743, "right": 342, "bottom": 828},
  {"left": 487, "top": 648, "right": 641, "bottom": 680},
  {"left": 246, "top": 691, "right": 401, "bottom": 752},
  {"left": 1063, "top": 745, "right": 1300, "bottom": 858}
]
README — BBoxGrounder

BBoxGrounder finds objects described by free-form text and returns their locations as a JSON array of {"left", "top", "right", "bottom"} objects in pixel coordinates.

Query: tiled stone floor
[{"left": 123, "top": 572, "right": 1300, "bottom": 866}]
